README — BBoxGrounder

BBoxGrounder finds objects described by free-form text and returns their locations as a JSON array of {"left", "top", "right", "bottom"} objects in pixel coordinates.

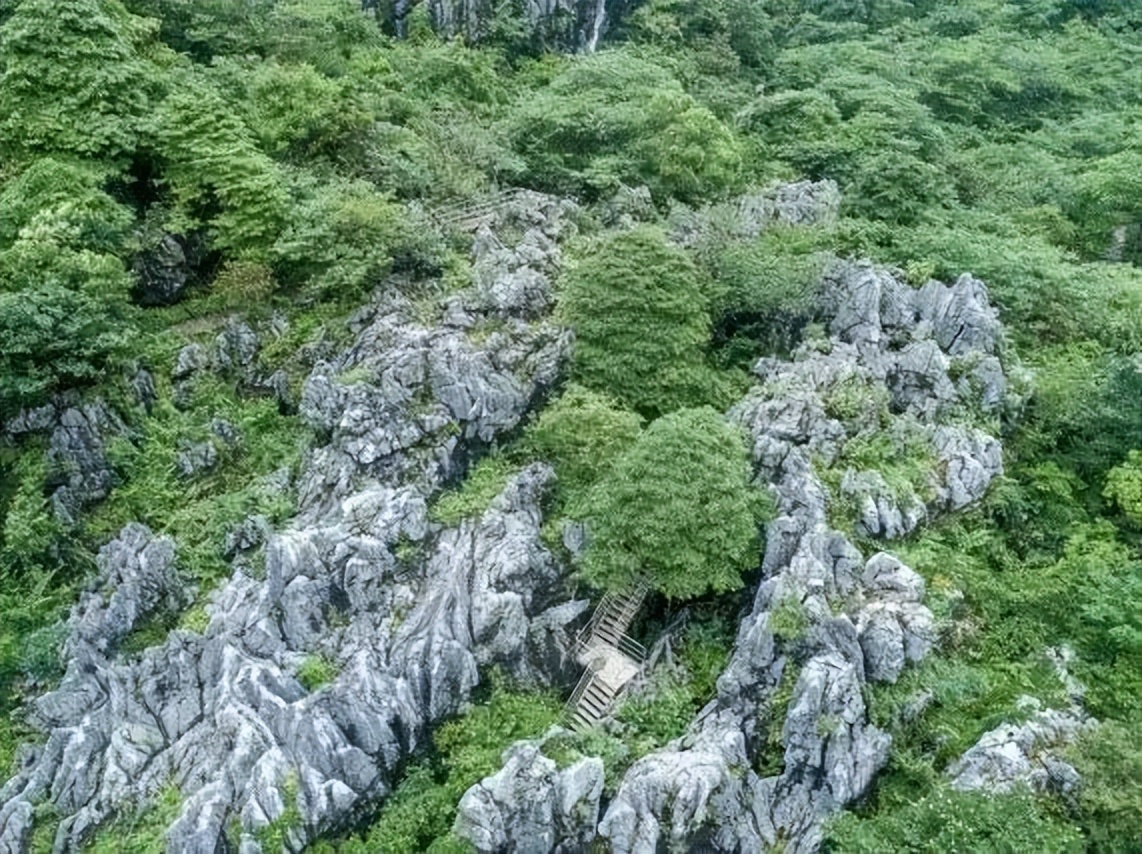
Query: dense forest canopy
[{"left": 0, "top": 0, "right": 1138, "bottom": 850}]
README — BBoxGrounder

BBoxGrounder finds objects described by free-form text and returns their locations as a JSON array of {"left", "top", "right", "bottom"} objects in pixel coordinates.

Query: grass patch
[
  {"left": 428, "top": 456, "right": 516, "bottom": 526},
  {"left": 85, "top": 784, "right": 183, "bottom": 854},
  {"left": 296, "top": 654, "right": 338, "bottom": 692}
]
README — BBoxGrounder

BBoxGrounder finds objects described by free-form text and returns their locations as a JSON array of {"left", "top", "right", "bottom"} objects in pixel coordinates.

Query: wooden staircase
[
  {"left": 428, "top": 189, "right": 526, "bottom": 232},
  {"left": 564, "top": 581, "right": 651, "bottom": 732}
]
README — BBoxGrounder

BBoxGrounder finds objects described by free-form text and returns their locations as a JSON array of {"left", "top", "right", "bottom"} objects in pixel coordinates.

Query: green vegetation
[
  {"left": 826, "top": 783, "right": 1084, "bottom": 854},
  {"left": 296, "top": 654, "right": 338, "bottom": 692},
  {"left": 84, "top": 784, "right": 183, "bottom": 854},
  {"left": 579, "top": 407, "right": 762, "bottom": 600},
  {"left": 521, "top": 384, "right": 642, "bottom": 503},
  {"left": 0, "top": 0, "right": 1138, "bottom": 849},
  {"left": 559, "top": 226, "right": 729, "bottom": 420},
  {"left": 428, "top": 455, "right": 517, "bottom": 526}
]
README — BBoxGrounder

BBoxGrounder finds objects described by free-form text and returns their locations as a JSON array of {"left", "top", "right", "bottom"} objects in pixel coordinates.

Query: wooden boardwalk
[{"left": 565, "top": 582, "right": 650, "bottom": 731}]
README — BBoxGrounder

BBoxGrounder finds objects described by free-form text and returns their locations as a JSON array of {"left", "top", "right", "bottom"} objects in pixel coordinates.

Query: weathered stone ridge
[
  {"left": 453, "top": 255, "right": 1013, "bottom": 854},
  {"left": 0, "top": 192, "right": 580, "bottom": 854}
]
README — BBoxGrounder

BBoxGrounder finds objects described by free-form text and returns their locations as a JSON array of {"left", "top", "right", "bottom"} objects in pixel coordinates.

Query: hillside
[{"left": 0, "top": 0, "right": 1138, "bottom": 852}]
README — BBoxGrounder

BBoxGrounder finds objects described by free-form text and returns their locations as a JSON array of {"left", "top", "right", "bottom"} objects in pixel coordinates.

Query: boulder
[
  {"left": 454, "top": 739, "right": 604, "bottom": 854},
  {"left": 132, "top": 234, "right": 191, "bottom": 307}
]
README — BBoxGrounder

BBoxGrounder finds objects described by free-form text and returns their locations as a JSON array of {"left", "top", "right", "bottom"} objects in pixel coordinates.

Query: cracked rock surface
[
  {"left": 0, "top": 192, "right": 581, "bottom": 854},
  {"left": 454, "top": 254, "right": 1012, "bottom": 854}
]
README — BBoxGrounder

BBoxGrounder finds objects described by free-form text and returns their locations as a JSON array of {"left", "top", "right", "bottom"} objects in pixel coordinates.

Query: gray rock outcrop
[
  {"left": 132, "top": 234, "right": 193, "bottom": 307},
  {"left": 2, "top": 400, "right": 128, "bottom": 527},
  {"left": 588, "top": 260, "right": 1010, "bottom": 854},
  {"left": 948, "top": 705, "right": 1095, "bottom": 796},
  {"left": 668, "top": 179, "right": 841, "bottom": 248},
  {"left": 375, "top": 0, "right": 634, "bottom": 51},
  {"left": 0, "top": 188, "right": 1015, "bottom": 854},
  {"left": 0, "top": 192, "right": 581, "bottom": 854},
  {"left": 454, "top": 735, "right": 604, "bottom": 854}
]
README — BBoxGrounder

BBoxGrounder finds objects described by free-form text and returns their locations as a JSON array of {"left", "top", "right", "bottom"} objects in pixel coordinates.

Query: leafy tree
[
  {"left": 1065, "top": 722, "right": 1142, "bottom": 853},
  {"left": 271, "top": 172, "right": 421, "bottom": 296},
  {"left": 0, "top": 158, "right": 132, "bottom": 252},
  {"left": 152, "top": 71, "right": 289, "bottom": 258},
  {"left": 508, "top": 49, "right": 742, "bottom": 202},
  {"left": 560, "top": 226, "right": 725, "bottom": 419},
  {"left": 705, "top": 225, "right": 832, "bottom": 365},
  {"left": 0, "top": 285, "right": 128, "bottom": 415},
  {"left": 202, "top": 58, "right": 372, "bottom": 163},
  {"left": 0, "top": 0, "right": 157, "bottom": 163},
  {"left": 523, "top": 385, "right": 643, "bottom": 501},
  {"left": 1103, "top": 450, "right": 1142, "bottom": 528},
  {"left": 580, "top": 407, "right": 760, "bottom": 600}
]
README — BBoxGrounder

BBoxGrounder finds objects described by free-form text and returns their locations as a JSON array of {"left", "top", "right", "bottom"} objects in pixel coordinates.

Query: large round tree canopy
[
  {"left": 559, "top": 225, "right": 723, "bottom": 420},
  {"left": 580, "top": 406, "right": 760, "bottom": 600}
]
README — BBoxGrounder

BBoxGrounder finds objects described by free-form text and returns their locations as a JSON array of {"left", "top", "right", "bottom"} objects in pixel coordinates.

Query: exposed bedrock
[
  {"left": 455, "top": 259, "right": 1013, "bottom": 854},
  {"left": 373, "top": 0, "right": 637, "bottom": 52},
  {"left": 0, "top": 192, "right": 580, "bottom": 854}
]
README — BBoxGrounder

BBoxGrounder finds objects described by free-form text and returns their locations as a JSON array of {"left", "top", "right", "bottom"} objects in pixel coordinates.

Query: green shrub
[
  {"left": 824, "top": 783, "right": 1083, "bottom": 854},
  {"left": 768, "top": 595, "right": 809, "bottom": 642},
  {"left": 0, "top": 0, "right": 157, "bottom": 163},
  {"left": 580, "top": 407, "right": 761, "bottom": 600},
  {"left": 508, "top": 49, "right": 742, "bottom": 202},
  {"left": 522, "top": 385, "right": 642, "bottom": 505},
  {"left": 296, "top": 654, "right": 338, "bottom": 691},
  {"left": 211, "top": 260, "right": 276, "bottom": 308},
  {"left": 0, "top": 285, "right": 129, "bottom": 417},
  {"left": 333, "top": 680, "right": 560, "bottom": 854},
  {"left": 706, "top": 226, "right": 832, "bottom": 365},
  {"left": 1065, "top": 721, "right": 1142, "bottom": 853},
  {"left": 1103, "top": 450, "right": 1142, "bottom": 527},
  {"left": 0, "top": 157, "right": 132, "bottom": 252},
  {"left": 86, "top": 784, "right": 183, "bottom": 854},
  {"left": 19, "top": 622, "right": 67, "bottom": 683},
  {"left": 153, "top": 73, "right": 290, "bottom": 258},
  {"left": 429, "top": 457, "right": 517, "bottom": 526},
  {"left": 560, "top": 226, "right": 726, "bottom": 420},
  {"left": 271, "top": 172, "right": 422, "bottom": 297}
]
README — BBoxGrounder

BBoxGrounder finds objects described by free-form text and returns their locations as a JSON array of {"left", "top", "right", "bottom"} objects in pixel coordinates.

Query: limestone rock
[
  {"left": 132, "top": 234, "right": 191, "bottom": 307},
  {"left": 454, "top": 739, "right": 604, "bottom": 854},
  {"left": 174, "top": 439, "right": 218, "bottom": 479},
  {"left": 948, "top": 707, "right": 1096, "bottom": 794},
  {"left": 213, "top": 319, "right": 259, "bottom": 375},
  {"left": 0, "top": 191, "right": 580, "bottom": 853},
  {"left": 46, "top": 402, "right": 126, "bottom": 526},
  {"left": 595, "top": 253, "right": 1011, "bottom": 853}
]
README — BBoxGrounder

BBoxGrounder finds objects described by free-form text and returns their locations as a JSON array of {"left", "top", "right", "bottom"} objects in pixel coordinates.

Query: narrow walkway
[
  {"left": 564, "top": 582, "right": 650, "bottom": 731},
  {"left": 429, "top": 189, "right": 525, "bottom": 232}
]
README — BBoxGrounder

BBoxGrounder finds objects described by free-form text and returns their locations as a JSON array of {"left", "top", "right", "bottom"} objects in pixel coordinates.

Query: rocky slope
[
  {"left": 0, "top": 193, "right": 581, "bottom": 854},
  {"left": 374, "top": 0, "right": 634, "bottom": 51},
  {"left": 454, "top": 253, "right": 1014, "bottom": 852},
  {"left": 0, "top": 183, "right": 1017, "bottom": 854}
]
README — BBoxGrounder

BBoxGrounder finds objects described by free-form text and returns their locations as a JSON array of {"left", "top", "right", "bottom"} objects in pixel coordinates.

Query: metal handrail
[
  {"left": 429, "top": 189, "right": 526, "bottom": 228},
  {"left": 563, "top": 663, "right": 599, "bottom": 720}
]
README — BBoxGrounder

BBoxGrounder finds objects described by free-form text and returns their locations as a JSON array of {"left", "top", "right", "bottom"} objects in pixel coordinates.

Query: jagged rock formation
[
  {"left": 0, "top": 192, "right": 582, "bottom": 854},
  {"left": 454, "top": 255, "right": 1012, "bottom": 854},
  {"left": 132, "top": 234, "right": 200, "bottom": 308},
  {"left": 948, "top": 648, "right": 1095, "bottom": 799},
  {"left": 0, "top": 183, "right": 1017, "bottom": 854},
  {"left": 948, "top": 705, "right": 1094, "bottom": 797},
  {"left": 3, "top": 400, "right": 128, "bottom": 527},
  {"left": 668, "top": 179, "right": 842, "bottom": 247},
  {"left": 454, "top": 735, "right": 604, "bottom": 854},
  {"left": 372, "top": 0, "right": 634, "bottom": 51}
]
